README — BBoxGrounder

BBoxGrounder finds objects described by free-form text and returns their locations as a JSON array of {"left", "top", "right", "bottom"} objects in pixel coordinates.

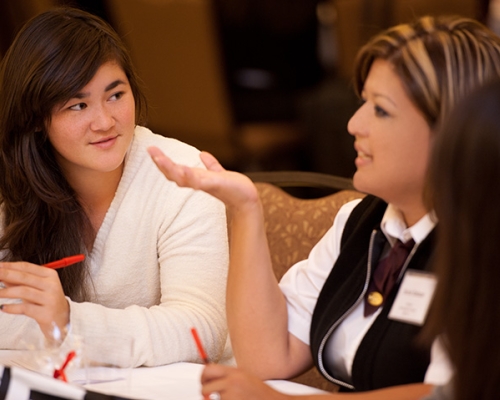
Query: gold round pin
[{"left": 367, "top": 291, "right": 383, "bottom": 307}]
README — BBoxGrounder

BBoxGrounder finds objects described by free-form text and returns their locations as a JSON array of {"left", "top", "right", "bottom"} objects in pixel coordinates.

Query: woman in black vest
[{"left": 149, "top": 16, "right": 500, "bottom": 399}]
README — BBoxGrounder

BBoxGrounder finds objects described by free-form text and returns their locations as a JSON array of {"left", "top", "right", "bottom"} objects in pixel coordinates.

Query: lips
[
  {"left": 354, "top": 143, "right": 371, "bottom": 159},
  {"left": 91, "top": 135, "right": 118, "bottom": 145},
  {"left": 357, "top": 150, "right": 371, "bottom": 160},
  {"left": 354, "top": 143, "right": 372, "bottom": 167},
  {"left": 89, "top": 135, "right": 119, "bottom": 150}
]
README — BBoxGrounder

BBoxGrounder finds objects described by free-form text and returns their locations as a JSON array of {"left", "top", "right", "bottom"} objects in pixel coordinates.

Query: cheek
[
  {"left": 50, "top": 136, "right": 76, "bottom": 161},
  {"left": 409, "top": 128, "right": 431, "bottom": 164},
  {"left": 47, "top": 119, "right": 82, "bottom": 155},
  {"left": 395, "top": 137, "right": 431, "bottom": 186},
  {"left": 120, "top": 100, "right": 136, "bottom": 124},
  {"left": 413, "top": 144, "right": 431, "bottom": 179},
  {"left": 47, "top": 124, "right": 67, "bottom": 150}
]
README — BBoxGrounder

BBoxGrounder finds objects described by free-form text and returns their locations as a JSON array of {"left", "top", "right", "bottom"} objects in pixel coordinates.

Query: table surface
[{"left": 0, "top": 350, "right": 327, "bottom": 399}]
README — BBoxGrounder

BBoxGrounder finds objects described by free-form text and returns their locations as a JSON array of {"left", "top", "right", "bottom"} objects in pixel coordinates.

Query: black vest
[{"left": 310, "top": 195, "right": 435, "bottom": 391}]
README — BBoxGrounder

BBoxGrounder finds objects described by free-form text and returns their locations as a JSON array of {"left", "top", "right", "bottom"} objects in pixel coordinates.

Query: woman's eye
[
  {"left": 374, "top": 105, "right": 389, "bottom": 117},
  {"left": 110, "top": 91, "right": 124, "bottom": 101},
  {"left": 69, "top": 103, "right": 86, "bottom": 111}
]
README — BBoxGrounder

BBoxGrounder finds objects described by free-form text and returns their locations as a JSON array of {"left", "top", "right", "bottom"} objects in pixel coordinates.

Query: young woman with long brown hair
[{"left": 0, "top": 7, "right": 229, "bottom": 367}]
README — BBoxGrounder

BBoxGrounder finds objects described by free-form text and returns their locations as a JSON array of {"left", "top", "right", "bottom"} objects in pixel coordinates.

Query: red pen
[
  {"left": 191, "top": 327, "right": 209, "bottom": 364},
  {"left": 53, "top": 350, "right": 76, "bottom": 382},
  {"left": 43, "top": 254, "right": 85, "bottom": 269}
]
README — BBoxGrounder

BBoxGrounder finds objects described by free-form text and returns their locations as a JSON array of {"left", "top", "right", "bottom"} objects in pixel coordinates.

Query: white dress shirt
[{"left": 279, "top": 199, "right": 452, "bottom": 385}]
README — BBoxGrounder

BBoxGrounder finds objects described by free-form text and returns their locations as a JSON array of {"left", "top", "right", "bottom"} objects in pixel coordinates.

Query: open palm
[{"left": 148, "top": 147, "right": 260, "bottom": 212}]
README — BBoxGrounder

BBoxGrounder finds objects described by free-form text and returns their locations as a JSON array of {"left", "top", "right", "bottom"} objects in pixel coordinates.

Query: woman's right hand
[
  {"left": 147, "top": 147, "right": 260, "bottom": 213},
  {"left": 0, "top": 261, "right": 70, "bottom": 340},
  {"left": 201, "top": 364, "right": 290, "bottom": 400}
]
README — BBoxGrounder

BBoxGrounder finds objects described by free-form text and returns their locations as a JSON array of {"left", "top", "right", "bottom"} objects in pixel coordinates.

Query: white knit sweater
[{"left": 0, "top": 126, "right": 229, "bottom": 367}]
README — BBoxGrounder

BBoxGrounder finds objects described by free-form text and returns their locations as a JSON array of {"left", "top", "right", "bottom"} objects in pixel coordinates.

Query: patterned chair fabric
[
  {"left": 256, "top": 182, "right": 365, "bottom": 280},
  {"left": 254, "top": 181, "right": 365, "bottom": 392}
]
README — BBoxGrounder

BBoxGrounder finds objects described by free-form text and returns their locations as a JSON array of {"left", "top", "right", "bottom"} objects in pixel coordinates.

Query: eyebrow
[
  {"left": 373, "top": 92, "right": 397, "bottom": 108},
  {"left": 73, "top": 79, "right": 126, "bottom": 99}
]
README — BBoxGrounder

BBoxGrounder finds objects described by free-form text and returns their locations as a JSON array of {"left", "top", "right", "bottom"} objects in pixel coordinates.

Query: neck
[
  {"left": 66, "top": 165, "right": 124, "bottom": 234},
  {"left": 397, "top": 201, "right": 428, "bottom": 228}
]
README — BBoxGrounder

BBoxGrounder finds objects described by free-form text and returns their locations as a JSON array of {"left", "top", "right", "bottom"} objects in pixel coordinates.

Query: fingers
[
  {"left": 0, "top": 262, "right": 62, "bottom": 304},
  {"left": 201, "top": 363, "right": 230, "bottom": 384},
  {"left": 148, "top": 146, "right": 224, "bottom": 173},
  {"left": 146, "top": 145, "right": 165, "bottom": 160},
  {"left": 0, "top": 261, "right": 56, "bottom": 289},
  {"left": 147, "top": 146, "right": 189, "bottom": 184},
  {"left": 199, "top": 151, "right": 225, "bottom": 172},
  {"left": 147, "top": 146, "right": 260, "bottom": 210},
  {"left": 0, "top": 261, "right": 70, "bottom": 336},
  {"left": 1, "top": 260, "right": 52, "bottom": 276},
  {"left": 147, "top": 147, "right": 210, "bottom": 189},
  {"left": 0, "top": 261, "right": 64, "bottom": 301},
  {"left": 0, "top": 263, "right": 60, "bottom": 312},
  {"left": 201, "top": 364, "right": 228, "bottom": 400},
  {"left": 1, "top": 302, "right": 43, "bottom": 319},
  {"left": 0, "top": 285, "right": 43, "bottom": 306},
  {"left": 201, "top": 365, "right": 284, "bottom": 400},
  {"left": 147, "top": 146, "right": 222, "bottom": 192}
]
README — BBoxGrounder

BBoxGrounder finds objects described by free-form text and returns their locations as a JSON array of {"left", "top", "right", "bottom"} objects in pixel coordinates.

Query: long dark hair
[
  {"left": 426, "top": 79, "right": 500, "bottom": 399},
  {"left": 0, "top": 7, "right": 147, "bottom": 301}
]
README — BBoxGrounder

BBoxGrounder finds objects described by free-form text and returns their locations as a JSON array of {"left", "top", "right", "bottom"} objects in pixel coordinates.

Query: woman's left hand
[
  {"left": 0, "top": 261, "right": 69, "bottom": 339},
  {"left": 201, "top": 364, "right": 290, "bottom": 400}
]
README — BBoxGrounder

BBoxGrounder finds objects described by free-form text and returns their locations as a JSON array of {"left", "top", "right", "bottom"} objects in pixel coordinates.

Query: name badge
[{"left": 388, "top": 269, "right": 437, "bottom": 326}]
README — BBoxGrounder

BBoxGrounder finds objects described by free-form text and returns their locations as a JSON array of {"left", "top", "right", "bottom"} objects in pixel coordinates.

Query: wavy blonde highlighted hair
[{"left": 354, "top": 15, "right": 500, "bottom": 127}]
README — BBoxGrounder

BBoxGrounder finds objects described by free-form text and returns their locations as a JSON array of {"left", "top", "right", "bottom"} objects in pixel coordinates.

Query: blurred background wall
[{"left": 0, "top": 0, "right": 490, "bottom": 177}]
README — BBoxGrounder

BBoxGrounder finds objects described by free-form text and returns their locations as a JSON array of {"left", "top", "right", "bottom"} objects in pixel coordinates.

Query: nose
[
  {"left": 347, "top": 102, "right": 367, "bottom": 137},
  {"left": 90, "top": 104, "right": 115, "bottom": 132}
]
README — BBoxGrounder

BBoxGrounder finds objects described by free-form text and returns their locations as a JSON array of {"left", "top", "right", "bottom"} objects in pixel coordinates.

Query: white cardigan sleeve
[
  {"left": 67, "top": 187, "right": 229, "bottom": 367},
  {"left": 0, "top": 128, "right": 229, "bottom": 368},
  {"left": 66, "top": 129, "right": 229, "bottom": 367}
]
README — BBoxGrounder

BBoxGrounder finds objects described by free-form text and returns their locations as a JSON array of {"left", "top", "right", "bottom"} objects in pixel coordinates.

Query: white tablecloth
[{"left": 0, "top": 350, "right": 327, "bottom": 399}]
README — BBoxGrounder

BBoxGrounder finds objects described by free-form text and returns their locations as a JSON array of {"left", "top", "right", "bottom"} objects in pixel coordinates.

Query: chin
[
  {"left": 352, "top": 171, "right": 366, "bottom": 192},
  {"left": 352, "top": 172, "right": 377, "bottom": 197}
]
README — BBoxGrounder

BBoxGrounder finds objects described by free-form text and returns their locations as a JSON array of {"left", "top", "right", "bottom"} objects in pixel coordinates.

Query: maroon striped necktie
[{"left": 364, "top": 238, "right": 415, "bottom": 317}]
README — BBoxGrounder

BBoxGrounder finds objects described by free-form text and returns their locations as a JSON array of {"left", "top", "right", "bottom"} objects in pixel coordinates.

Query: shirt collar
[{"left": 380, "top": 204, "right": 436, "bottom": 246}]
